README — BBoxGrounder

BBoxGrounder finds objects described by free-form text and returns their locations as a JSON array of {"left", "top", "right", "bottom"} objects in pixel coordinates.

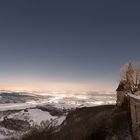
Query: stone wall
[
  {"left": 128, "top": 94, "right": 140, "bottom": 140},
  {"left": 117, "top": 91, "right": 126, "bottom": 106}
]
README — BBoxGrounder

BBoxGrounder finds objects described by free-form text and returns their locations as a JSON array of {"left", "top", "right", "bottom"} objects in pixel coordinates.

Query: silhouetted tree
[{"left": 121, "top": 62, "right": 140, "bottom": 93}]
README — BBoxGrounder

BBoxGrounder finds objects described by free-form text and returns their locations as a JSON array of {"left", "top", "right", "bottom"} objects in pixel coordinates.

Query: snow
[
  {"left": 29, "top": 109, "right": 52, "bottom": 122},
  {"left": 0, "top": 108, "right": 66, "bottom": 139},
  {"left": 7, "top": 109, "right": 66, "bottom": 126},
  {"left": 0, "top": 127, "right": 15, "bottom": 139},
  {"left": 128, "top": 93, "right": 140, "bottom": 100},
  {"left": 57, "top": 116, "right": 66, "bottom": 125},
  {"left": 24, "top": 109, "right": 57, "bottom": 125},
  {"left": 0, "top": 134, "right": 6, "bottom": 139},
  {"left": 0, "top": 102, "right": 36, "bottom": 111}
]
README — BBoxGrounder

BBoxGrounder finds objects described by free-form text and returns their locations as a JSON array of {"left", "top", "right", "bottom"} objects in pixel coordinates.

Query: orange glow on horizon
[{"left": 0, "top": 80, "right": 115, "bottom": 92}]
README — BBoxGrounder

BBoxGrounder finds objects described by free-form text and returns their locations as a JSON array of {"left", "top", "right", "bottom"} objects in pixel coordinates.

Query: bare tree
[
  {"left": 120, "top": 62, "right": 140, "bottom": 93},
  {"left": 133, "top": 63, "right": 140, "bottom": 86}
]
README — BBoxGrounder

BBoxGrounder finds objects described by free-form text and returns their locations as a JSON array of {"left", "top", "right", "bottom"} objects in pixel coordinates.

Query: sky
[{"left": 0, "top": 0, "right": 140, "bottom": 92}]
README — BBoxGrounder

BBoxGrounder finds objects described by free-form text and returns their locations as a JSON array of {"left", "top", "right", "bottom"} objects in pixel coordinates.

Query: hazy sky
[{"left": 0, "top": 0, "right": 140, "bottom": 91}]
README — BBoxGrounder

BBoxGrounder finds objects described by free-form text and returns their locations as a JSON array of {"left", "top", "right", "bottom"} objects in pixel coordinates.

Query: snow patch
[{"left": 7, "top": 109, "right": 66, "bottom": 126}]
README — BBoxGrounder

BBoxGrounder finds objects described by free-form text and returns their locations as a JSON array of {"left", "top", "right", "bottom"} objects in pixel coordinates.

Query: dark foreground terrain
[{"left": 10, "top": 105, "right": 132, "bottom": 140}]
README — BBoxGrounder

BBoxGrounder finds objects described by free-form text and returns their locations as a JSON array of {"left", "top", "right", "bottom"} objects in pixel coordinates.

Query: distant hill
[{"left": 0, "top": 92, "right": 38, "bottom": 104}]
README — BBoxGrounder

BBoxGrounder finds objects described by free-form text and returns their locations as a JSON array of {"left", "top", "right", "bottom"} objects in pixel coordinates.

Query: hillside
[
  {"left": 59, "top": 105, "right": 132, "bottom": 140},
  {"left": 11, "top": 105, "right": 132, "bottom": 140}
]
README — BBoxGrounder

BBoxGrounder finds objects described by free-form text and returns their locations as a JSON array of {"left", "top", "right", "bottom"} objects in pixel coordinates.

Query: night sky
[{"left": 0, "top": 0, "right": 140, "bottom": 91}]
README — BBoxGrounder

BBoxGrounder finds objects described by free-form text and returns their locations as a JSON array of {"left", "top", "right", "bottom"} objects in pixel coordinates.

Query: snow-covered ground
[
  {"left": 0, "top": 108, "right": 66, "bottom": 139},
  {"left": 7, "top": 109, "right": 65, "bottom": 126}
]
